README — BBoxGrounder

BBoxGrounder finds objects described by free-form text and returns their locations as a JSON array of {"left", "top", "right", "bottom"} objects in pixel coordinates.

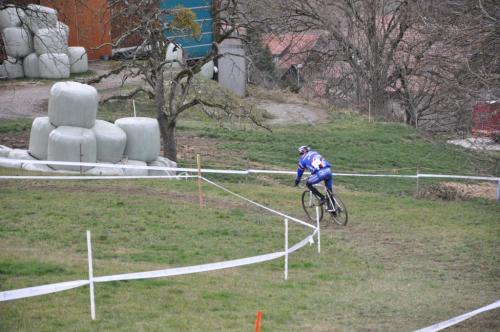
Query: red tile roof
[{"left": 263, "top": 32, "right": 321, "bottom": 69}]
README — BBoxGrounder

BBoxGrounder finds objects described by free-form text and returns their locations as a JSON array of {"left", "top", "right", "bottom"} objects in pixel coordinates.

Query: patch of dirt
[
  {"left": 0, "top": 131, "right": 29, "bottom": 149},
  {"left": 420, "top": 182, "right": 497, "bottom": 201},
  {"left": 176, "top": 133, "right": 219, "bottom": 162},
  {"left": 256, "top": 100, "right": 330, "bottom": 125}
]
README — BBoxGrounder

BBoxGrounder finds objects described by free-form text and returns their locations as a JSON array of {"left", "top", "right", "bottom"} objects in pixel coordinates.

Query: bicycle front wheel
[
  {"left": 301, "top": 190, "right": 324, "bottom": 222},
  {"left": 330, "top": 194, "right": 348, "bottom": 226}
]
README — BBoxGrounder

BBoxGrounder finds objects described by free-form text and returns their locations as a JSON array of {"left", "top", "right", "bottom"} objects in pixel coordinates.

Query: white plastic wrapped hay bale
[
  {"left": 85, "top": 162, "right": 124, "bottom": 176},
  {"left": 48, "top": 81, "right": 98, "bottom": 128},
  {"left": 115, "top": 117, "right": 161, "bottom": 162},
  {"left": 23, "top": 53, "right": 40, "bottom": 78},
  {"left": 0, "top": 145, "right": 12, "bottom": 157},
  {"left": 148, "top": 156, "right": 177, "bottom": 176},
  {"left": 0, "top": 6, "right": 24, "bottom": 30},
  {"left": 68, "top": 47, "right": 88, "bottom": 74},
  {"left": 34, "top": 28, "right": 68, "bottom": 55},
  {"left": 23, "top": 4, "right": 57, "bottom": 33},
  {"left": 2, "top": 26, "right": 33, "bottom": 58},
  {"left": 1, "top": 56, "right": 24, "bottom": 79},
  {"left": 0, "top": 63, "right": 7, "bottom": 78},
  {"left": 39, "top": 53, "right": 70, "bottom": 79},
  {"left": 55, "top": 21, "right": 69, "bottom": 42},
  {"left": 119, "top": 159, "right": 148, "bottom": 176},
  {"left": 92, "top": 120, "right": 127, "bottom": 163},
  {"left": 47, "top": 126, "right": 96, "bottom": 172},
  {"left": 28, "top": 117, "right": 56, "bottom": 160}
]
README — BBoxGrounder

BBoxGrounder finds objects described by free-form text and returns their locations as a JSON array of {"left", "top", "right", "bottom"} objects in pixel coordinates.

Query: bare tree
[
  {"left": 248, "top": 0, "right": 499, "bottom": 132},
  {"left": 87, "top": 0, "right": 267, "bottom": 161}
]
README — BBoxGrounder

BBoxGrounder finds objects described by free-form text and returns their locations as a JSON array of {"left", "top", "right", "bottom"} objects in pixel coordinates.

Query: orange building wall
[{"left": 40, "top": 0, "right": 112, "bottom": 60}]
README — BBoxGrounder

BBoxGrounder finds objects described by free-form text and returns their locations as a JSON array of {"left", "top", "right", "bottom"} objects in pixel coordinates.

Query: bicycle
[{"left": 301, "top": 185, "right": 348, "bottom": 226}]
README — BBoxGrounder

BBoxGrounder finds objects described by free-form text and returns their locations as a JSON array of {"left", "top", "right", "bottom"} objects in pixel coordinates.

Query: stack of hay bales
[
  {"left": 0, "top": 4, "right": 88, "bottom": 80},
  {"left": 18, "top": 81, "right": 177, "bottom": 176}
]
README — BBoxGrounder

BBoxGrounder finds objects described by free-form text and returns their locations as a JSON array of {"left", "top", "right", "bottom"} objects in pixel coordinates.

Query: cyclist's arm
[{"left": 295, "top": 162, "right": 305, "bottom": 183}]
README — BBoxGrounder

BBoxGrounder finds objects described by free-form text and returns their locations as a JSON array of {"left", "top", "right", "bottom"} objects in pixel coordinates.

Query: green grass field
[{"left": 0, "top": 106, "right": 499, "bottom": 331}]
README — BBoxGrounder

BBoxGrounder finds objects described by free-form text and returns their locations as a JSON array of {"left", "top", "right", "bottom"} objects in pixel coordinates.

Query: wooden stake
[{"left": 197, "top": 154, "right": 204, "bottom": 208}]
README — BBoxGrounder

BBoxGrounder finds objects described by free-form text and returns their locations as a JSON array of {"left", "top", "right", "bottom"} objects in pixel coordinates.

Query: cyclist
[{"left": 294, "top": 145, "right": 334, "bottom": 209}]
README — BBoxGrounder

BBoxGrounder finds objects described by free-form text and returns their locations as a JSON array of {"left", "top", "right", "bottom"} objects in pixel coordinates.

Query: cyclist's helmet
[{"left": 298, "top": 145, "right": 310, "bottom": 155}]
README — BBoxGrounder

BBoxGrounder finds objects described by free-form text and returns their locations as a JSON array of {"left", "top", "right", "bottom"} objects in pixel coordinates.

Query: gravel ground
[{"left": 0, "top": 61, "right": 143, "bottom": 120}]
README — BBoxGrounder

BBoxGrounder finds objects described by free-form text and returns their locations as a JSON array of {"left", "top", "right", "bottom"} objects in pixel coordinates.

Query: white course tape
[
  {"left": 414, "top": 300, "right": 500, "bottom": 332},
  {"left": 288, "top": 233, "right": 316, "bottom": 254},
  {"left": 417, "top": 173, "right": 500, "bottom": 182},
  {"left": 0, "top": 175, "right": 197, "bottom": 180},
  {"left": 0, "top": 280, "right": 89, "bottom": 302},
  {"left": 1, "top": 158, "right": 499, "bottom": 182},
  {"left": 201, "top": 176, "right": 316, "bottom": 229},
  {"left": 94, "top": 251, "right": 285, "bottom": 283}
]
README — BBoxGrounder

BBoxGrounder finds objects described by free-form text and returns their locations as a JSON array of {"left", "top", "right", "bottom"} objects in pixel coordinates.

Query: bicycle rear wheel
[
  {"left": 329, "top": 194, "right": 348, "bottom": 226},
  {"left": 301, "top": 190, "right": 323, "bottom": 222}
]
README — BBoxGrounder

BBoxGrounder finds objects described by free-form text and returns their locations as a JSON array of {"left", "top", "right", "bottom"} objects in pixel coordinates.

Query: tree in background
[
  {"left": 247, "top": 0, "right": 499, "bottom": 133},
  {"left": 245, "top": 26, "right": 279, "bottom": 88}
]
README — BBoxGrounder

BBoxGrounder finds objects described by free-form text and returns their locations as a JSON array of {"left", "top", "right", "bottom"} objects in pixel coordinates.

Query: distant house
[{"left": 262, "top": 32, "right": 322, "bottom": 91}]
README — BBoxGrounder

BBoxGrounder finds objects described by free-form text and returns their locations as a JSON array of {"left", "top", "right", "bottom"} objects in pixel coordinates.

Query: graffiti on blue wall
[{"left": 161, "top": 0, "right": 214, "bottom": 59}]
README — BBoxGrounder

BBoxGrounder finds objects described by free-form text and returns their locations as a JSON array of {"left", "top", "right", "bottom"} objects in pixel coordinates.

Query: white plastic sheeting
[
  {"left": 68, "top": 47, "right": 88, "bottom": 74},
  {"left": 115, "top": 117, "right": 161, "bottom": 162},
  {"left": 0, "top": 145, "right": 12, "bottom": 157},
  {"left": 92, "top": 120, "right": 127, "bottom": 163},
  {"left": 199, "top": 60, "right": 214, "bottom": 80},
  {"left": 48, "top": 81, "right": 98, "bottom": 128},
  {"left": 148, "top": 156, "right": 177, "bottom": 176},
  {"left": 23, "top": 52, "right": 40, "bottom": 78},
  {"left": 0, "top": 158, "right": 22, "bottom": 169},
  {"left": 8, "top": 149, "right": 35, "bottom": 161},
  {"left": 22, "top": 162, "right": 54, "bottom": 173},
  {"left": 0, "top": 7, "right": 24, "bottom": 30},
  {"left": 39, "top": 53, "right": 70, "bottom": 79},
  {"left": 165, "top": 43, "right": 183, "bottom": 68},
  {"left": 120, "top": 159, "right": 148, "bottom": 176},
  {"left": 47, "top": 126, "right": 96, "bottom": 171},
  {"left": 23, "top": 4, "right": 58, "bottom": 33},
  {"left": 34, "top": 28, "right": 68, "bottom": 55},
  {"left": 1, "top": 56, "right": 24, "bottom": 79},
  {"left": 28, "top": 117, "right": 55, "bottom": 160},
  {"left": 2, "top": 26, "right": 33, "bottom": 58},
  {"left": 85, "top": 163, "right": 124, "bottom": 176}
]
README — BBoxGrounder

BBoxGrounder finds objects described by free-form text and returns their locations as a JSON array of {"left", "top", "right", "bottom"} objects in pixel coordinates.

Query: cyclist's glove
[{"left": 294, "top": 179, "right": 300, "bottom": 186}]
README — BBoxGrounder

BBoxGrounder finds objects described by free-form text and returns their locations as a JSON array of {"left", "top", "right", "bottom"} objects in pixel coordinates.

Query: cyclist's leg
[
  {"left": 324, "top": 167, "right": 333, "bottom": 192},
  {"left": 306, "top": 174, "right": 325, "bottom": 201}
]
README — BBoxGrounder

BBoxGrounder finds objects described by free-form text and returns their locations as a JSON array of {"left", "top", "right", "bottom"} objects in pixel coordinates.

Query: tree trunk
[{"left": 158, "top": 113, "right": 177, "bottom": 162}]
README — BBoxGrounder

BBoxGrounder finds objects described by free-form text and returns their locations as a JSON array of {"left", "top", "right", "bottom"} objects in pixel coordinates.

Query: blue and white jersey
[{"left": 296, "top": 150, "right": 331, "bottom": 179}]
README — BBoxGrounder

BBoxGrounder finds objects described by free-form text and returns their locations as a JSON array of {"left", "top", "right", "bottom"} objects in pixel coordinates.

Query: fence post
[
  {"left": 416, "top": 168, "right": 420, "bottom": 197},
  {"left": 284, "top": 218, "right": 288, "bottom": 280},
  {"left": 496, "top": 180, "right": 500, "bottom": 202},
  {"left": 86, "top": 230, "right": 96, "bottom": 320},
  {"left": 316, "top": 206, "right": 321, "bottom": 254}
]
